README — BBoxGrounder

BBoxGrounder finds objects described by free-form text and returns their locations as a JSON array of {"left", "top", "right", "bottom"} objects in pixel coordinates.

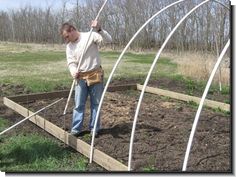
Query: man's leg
[
  {"left": 88, "top": 82, "right": 103, "bottom": 133},
  {"left": 71, "top": 80, "right": 88, "bottom": 134}
]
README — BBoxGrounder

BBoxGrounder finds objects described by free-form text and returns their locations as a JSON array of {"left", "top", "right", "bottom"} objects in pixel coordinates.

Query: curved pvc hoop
[
  {"left": 128, "top": 0, "right": 211, "bottom": 171},
  {"left": 182, "top": 39, "right": 230, "bottom": 171},
  {"left": 63, "top": 0, "right": 109, "bottom": 115},
  {"left": 89, "top": 0, "right": 186, "bottom": 164}
]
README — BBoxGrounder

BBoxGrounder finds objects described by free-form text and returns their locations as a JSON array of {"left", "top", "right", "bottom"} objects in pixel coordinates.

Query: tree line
[{"left": 0, "top": 0, "right": 230, "bottom": 52}]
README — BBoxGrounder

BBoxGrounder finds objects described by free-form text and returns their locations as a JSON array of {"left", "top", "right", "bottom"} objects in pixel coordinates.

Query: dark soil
[{"left": 0, "top": 79, "right": 231, "bottom": 172}]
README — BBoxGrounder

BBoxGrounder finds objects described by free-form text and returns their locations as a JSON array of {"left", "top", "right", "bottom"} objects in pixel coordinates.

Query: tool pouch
[
  {"left": 78, "top": 67, "right": 103, "bottom": 86},
  {"left": 86, "top": 68, "right": 104, "bottom": 86}
]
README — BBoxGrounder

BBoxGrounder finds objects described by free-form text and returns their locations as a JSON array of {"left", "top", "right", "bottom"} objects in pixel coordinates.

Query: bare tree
[{"left": 0, "top": 0, "right": 230, "bottom": 52}]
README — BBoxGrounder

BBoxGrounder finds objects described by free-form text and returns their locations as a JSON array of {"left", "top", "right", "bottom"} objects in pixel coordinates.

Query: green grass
[
  {"left": 0, "top": 49, "right": 178, "bottom": 93},
  {"left": 124, "top": 52, "right": 155, "bottom": 64},
  {"left": 0, "top": 51, "right": 65, "bottom": 62},
  {"left": 142, "top": 156, "right": 157, "bottom": 172},
  {"left": 100, "top": 51, "right": 120, "bottom": 60},
  {"left": 0, "top": 118, "right": 90, "bottom": 172},
  {"left": 142, "top": 166, "right": 157, "bottom": 172},
  {"left": 0, "top": 48, "right": 229, "bottom": 96},
  {"left": 170, "top": 74, "right": 230, "bottom": 96},
  {"left": 101, "top": 51, "right": 178, "bottom": 85},
  {"left": 185, "top": 100, "right": 230, "bottom": 116},
  {"left": 0, "top": 51, "right": 71, "bottom": 92},
  {"left": 0, "top": 134, "right": 89, "bottom": 172},
  {"left": 0, "top": 117, "right": 9, "bottom": 132}
]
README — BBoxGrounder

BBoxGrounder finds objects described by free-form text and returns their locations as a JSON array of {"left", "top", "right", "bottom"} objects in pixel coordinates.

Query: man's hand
[
  {"left": 72, "top": 71, "right": 79, "bottom": 79},
  {"left": 91, "top": 20, "right": 102, "bottom": 32}
]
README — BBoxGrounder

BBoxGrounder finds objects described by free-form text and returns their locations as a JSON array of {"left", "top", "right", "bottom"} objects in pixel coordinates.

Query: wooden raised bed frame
[{"left": 3, "top": 84, "right": 229, "bottom": 171}]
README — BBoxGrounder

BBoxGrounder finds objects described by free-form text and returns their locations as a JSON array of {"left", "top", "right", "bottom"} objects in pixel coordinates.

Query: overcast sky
[{"left": 0, "top": 0, "right": 67, "bottom": 11}]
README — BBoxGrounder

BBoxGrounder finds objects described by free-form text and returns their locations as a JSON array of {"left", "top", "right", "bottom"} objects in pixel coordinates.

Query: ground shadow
[
  {"left": 99, "top": 122, "right": 162, "bottom": 138},
  {"left": 0, "top": 141, "right": 67, "bottom": 168}
]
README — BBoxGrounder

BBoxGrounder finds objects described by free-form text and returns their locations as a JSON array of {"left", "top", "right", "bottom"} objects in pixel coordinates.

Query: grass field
[
  {"left": 0, "top": 42, "right": 179, "bottom": 93},
  {"left": 0, "top": 42, "right": 230, "bottom": 172},
  {"left": 0, "top": 129, "right": 88, "bottom": 172}
]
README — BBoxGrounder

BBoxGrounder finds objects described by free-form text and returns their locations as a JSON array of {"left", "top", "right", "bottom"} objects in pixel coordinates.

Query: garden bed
[{"left": 3, "top": 84, "right": 231, "bottom": 172}]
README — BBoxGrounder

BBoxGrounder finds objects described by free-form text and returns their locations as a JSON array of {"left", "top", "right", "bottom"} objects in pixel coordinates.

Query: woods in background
[{"left": 0, "top": 0, "right": 230, "bottom": 52}]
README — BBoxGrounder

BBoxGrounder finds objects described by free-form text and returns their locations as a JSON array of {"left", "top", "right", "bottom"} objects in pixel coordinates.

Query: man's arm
[
  {"left": 91, "top": 20, "right": 112, "bottom": 44},
  {"left": 97, "top": 29, "right": 112, "bottom": 43},
  {"left": 66, "top": 46, "right": 79, "bottom": 79}
]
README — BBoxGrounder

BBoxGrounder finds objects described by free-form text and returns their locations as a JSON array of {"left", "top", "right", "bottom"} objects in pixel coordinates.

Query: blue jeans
[{"left": 71, "top": 79, "right": 103, "bottom": 134}]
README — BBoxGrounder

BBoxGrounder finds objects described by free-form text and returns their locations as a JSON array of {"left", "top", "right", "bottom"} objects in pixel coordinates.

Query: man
[{"left": 60, "top": 21, "right": 112, "bottom": 136}]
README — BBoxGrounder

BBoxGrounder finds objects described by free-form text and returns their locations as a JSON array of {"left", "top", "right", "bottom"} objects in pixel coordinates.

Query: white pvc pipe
[
  {"left": 89, "top": 0, "right": 186, "bottom": 164},
  {"left": 182, "top": 39, "right": 230, "bottom": 171},
  {"left": 0, "top": 98, "right": 63, "bottom": 136},
  {"left": 128, "top": 0, "right": 211, "bottom": 171},
  {"left": 63, "top": 0, "right": 108, "bottom": 115},
  {"left": 63, "top": 80, "right": 75, "bottom": 115}
]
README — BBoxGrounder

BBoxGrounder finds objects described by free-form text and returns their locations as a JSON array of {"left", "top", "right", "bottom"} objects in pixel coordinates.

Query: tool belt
[{"left": 78, "top": 67, "right": 104, "bottom": 86}]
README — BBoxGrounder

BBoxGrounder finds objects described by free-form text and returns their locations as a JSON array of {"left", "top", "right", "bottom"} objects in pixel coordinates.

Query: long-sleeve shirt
[{"left": 66, "top": 30, "right": 112, "bottom": 76}]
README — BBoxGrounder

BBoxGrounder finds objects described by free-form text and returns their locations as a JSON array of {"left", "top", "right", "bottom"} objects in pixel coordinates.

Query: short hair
[{"left": 60, "top": 22, "right": 76, "bottom": 35}]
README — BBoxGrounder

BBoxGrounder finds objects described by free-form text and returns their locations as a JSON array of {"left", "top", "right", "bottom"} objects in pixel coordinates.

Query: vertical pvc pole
[
  {"left": 63, "top": 0, "right": 108, "bottom": 115},
  {"left": 128, "top": 0, "right": 210, "bottom": 171},
  {"left": 89, "top": 0, "right": 186, "bottom": 164},
  {"left": 182, "top": 40, "right": 230, "bottom": 171}
]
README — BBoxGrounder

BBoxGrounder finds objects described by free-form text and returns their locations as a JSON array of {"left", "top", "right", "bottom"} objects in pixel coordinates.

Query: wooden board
[
  {"left": 3, "top": 97, "right": 128, "bottom": 171},
  {"left": 8, "top": 90, "right": 70, "bottom": 103},
  {"left": 8, "top": 84, "right": 137, "bottom": 103},
  {"left": 137, "top": 84, "right": 230, "bottom": 112}
]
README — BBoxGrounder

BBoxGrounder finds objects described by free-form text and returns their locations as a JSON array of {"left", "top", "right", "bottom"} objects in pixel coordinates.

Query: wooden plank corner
[{"left": 3, "top": 97, "right": 128, "bottom": 171}]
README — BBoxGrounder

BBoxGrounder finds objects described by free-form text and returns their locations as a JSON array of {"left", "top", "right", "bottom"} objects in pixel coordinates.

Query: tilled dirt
[
  {"left": 0, "top": 80, "right": 231, "bottom": 172},
  {"left": 19, "top": 90, "right": 231, "bottom": 172}
]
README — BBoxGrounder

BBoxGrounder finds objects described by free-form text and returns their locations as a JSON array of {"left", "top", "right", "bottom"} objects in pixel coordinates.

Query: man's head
[{"left": 60, "top": 22, "right": 79, "bottom": 43}]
